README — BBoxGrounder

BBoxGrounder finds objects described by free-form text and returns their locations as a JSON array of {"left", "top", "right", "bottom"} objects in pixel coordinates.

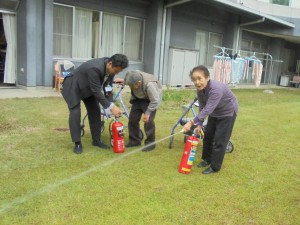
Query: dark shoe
[
  {"left": 125, "top": 143, "right": 141, "bottom": 148},
  {"left": 202, "top": 167, "right": 218, "bottom": 174},
  {"left": 92, "top": 141, "right": 110, "bottom": 149},
  {"left": 197, "top": 160, "right": 210, "bottom": 168},
  {"left": 142, "top": 143, "right": 156, "bottom": 152},
  {"left": 73, "top": 144, "right": 82, "bottom": 154}
]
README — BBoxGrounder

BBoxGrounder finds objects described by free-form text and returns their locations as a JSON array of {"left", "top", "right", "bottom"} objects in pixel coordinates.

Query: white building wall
[
  {"left": 248, "top": 0, "right": 300, "bottom": 9},
  {"left": 291, "top": 0, "right": 300, "bottom": 8},
  {"left": 242, "top": 0, "right": 300, "bottom": 16},
  {"left": 220, "top": 0, "right": 300, "bottom": 17}
]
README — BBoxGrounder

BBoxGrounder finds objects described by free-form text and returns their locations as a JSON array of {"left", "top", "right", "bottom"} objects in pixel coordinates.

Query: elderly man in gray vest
[{"left": 124, "top": 70, "right": 163, "bottom": 152}]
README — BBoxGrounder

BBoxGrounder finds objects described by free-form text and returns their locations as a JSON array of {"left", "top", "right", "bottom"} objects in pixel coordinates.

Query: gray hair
[{"left": 124, "top": 70, "right": 142, "bottom": 85}]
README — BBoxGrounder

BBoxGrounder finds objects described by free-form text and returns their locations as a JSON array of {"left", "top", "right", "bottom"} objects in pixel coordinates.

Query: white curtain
[
  {"left": 125, "top": 18, "right": 143, "bottom": 61},
  {"left": 101, "top": 14, "right": 123, "bottom": 57},
  {"left": 73, "top": 9, "right": 92, "bottom": 58},
  {"left": 3, "top": 13, "right": 17, "bottom": 84},
  {"left": 92, "top": 21, "right": 100, "bottom": 58},
  {"left": 195, "top": 30, "right": 208, "bottom": 66},
  {"left": 53, "top": 5, "right": 73, "bottom": 57}
]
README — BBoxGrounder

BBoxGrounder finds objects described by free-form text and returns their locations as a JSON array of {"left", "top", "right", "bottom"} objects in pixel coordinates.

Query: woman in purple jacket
[{"left": 183, "top": 65, "right": 238, "bottom": 174}]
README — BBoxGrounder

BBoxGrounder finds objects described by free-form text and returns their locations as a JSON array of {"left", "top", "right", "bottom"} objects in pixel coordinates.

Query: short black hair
[
  {"left": 109, "top": 54, "right": 129, "bottom": 68},
  {"left": 189, "top": 65, "right": 210, "bottom": 79}
]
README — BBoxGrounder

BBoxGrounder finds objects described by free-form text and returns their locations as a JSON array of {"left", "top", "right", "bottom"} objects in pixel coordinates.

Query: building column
[
  {"left": 42, "top": 0, "right": 53, "bottom": 87},
  {"left": 17, "top": 0, "right": 53, "bottom": 88}
]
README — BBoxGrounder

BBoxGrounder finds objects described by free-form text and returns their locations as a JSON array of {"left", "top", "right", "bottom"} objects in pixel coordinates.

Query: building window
[
  {"left": 195, "top": 30, "right": 208, "bottom": 66},
  {"left": 195, "top": 30, "right": 223, "bottom": 67},
  {"left": 241, "top": 39, "right": 269, "bottom": 56},
  {"left": 53, "top": 5, "right": 73, "bottom": 58},
  {"left": 100, "top": 13, "right": 124, "bottom": 57},
  {"left": 53, "top": 4, "right": 145, "bottom": 62},
  {"left": 241, "top": 40, "right": 251, "bottom": 49},
  {"left": 271, "top": 0, "right": 290, "bottom": 6},
  {"left": 207, "top": 32, "right": 223, "bottom": 67},
  {"left": 73, "top": 8, "right": 93, "bottom": 58},
  {"left": 92, "top": 12, "right": 100, "bottom": 58},
  {"left": 124, "top": 17, "right": 144, "bottom": 62},
  {"left": 252, "top": 41, "right": 261, "bottom": 51}
]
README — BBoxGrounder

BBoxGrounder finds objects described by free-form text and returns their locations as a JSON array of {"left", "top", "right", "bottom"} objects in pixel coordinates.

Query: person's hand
[
  {"left": 114, "top": 77, "right": 124, "bottom": 85},
  {"left": 194, "top": 125, "right": 203, "bottom": 136},
  {"left": 143, "top": 114, "right": 150, "bottom": 123},
  {"left": 110, "top": 105, "right": 122, "bottom": 117},
  {"left": 183, "top": 120, "right": 193, "bottom": 133}
]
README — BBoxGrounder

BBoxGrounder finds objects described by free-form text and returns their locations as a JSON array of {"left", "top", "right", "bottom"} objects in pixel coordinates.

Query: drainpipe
[
  {"left": 158, "top": 0, "right": 193, "bottom": 82},
  {"left": 235, "top": 17, "right": 265, "bottom": 52}
]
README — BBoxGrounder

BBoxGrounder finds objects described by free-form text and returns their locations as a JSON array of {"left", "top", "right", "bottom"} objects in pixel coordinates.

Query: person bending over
[
  {"left": 124, "top": 70, "right": 162, "bottom": 152},
  {"left": 62, "top": 54, "right": 128, "bottom": 154}
]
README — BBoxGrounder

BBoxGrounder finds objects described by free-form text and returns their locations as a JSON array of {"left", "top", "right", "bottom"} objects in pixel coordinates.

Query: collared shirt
[{"left": 193, "top": 80, "right": 238, "bottom": 125}]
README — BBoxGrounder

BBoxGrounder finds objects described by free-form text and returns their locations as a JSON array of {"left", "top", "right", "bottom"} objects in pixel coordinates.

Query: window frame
[
  {"left": 195, "top": 30, "right": 223, "bottom": 67},
  {"left": 271, "top": 0, "right": 290, "bottom": 7},
  {"left": 124, "top": 16, "right": 145, "bottom": 63},
  {"left": 207, "top": 32, "right": 223, "bottom": 67},
  {"left": 53, "top": 3, "right": 145, "bottom": 63},
  {"left": 53, "top": 3, "right": 74, "bottom": 59}
]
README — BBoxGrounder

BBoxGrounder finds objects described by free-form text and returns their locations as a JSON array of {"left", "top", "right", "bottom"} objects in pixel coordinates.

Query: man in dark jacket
[
  {"left": 124, "top": 70, "right": 162, "bottom": 152},
  {"left": 62, "top": 54, "right": 128, "bottom": 154}
]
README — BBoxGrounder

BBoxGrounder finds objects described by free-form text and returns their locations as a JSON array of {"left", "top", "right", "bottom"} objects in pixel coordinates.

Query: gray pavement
[
  {"left": 0, "top": 84, "right": 294, "bottom": 99},
  {"left": 0, "top": 87, "right": 61, "bottom": 99},
  {"left": 0, "top": 85, "right": 132, "bottom": 99}
]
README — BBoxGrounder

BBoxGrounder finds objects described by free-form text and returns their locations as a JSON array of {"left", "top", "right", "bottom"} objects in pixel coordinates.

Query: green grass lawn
[{"left": 0, "top": 88, "right": 299, "bottom": 225}]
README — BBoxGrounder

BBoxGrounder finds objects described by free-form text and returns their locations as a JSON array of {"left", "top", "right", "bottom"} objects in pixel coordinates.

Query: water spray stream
[{"left": 0, "top": 130, "right": 184, "bottom": 214}]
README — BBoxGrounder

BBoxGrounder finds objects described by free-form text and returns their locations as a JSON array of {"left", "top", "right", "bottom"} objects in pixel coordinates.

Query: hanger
[
  {"left": 214, "top": 55, "right": 231, "bottom": 60},
  {"left": 245, "top": 52, "right": 261, "bottom": 63},
  {"left": 214, "top": 47, "right": 230, "bottom": 57}
]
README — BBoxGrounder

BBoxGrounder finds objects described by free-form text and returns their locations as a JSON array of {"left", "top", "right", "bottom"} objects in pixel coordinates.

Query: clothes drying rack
[{"left": 213, "top": 45, "right": 283, "bottom": 86}]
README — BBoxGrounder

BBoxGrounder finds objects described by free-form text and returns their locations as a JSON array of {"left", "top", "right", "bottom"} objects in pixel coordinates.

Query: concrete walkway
[
  {"left": 0, "top": 84, "right": 295, "bottom": 99},
  {"left": 0, "top": 87, "right": 61, "bottom": 99}
]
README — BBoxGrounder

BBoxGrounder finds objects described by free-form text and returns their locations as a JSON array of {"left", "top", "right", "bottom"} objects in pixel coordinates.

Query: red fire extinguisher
[
  {"left": 178, "top": 133, "right": 199, "bottom": 174},
  {"left": 111, "top": 117, "right": 125, "bottom": 153}
]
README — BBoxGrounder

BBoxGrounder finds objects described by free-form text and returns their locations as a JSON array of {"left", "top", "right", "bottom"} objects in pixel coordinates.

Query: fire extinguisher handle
[
  {"left": 193, "top": 128, "right": 203, "bottom": 136},
  {"left": 192, "top": 129, "right": 197, "bottom": 136},
  {"left": 200, "top": 129, "right": 204, "bottom": 137}
]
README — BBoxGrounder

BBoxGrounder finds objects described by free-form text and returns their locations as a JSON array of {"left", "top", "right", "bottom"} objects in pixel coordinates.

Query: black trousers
[
  {"left": 202, "top": 114, "right": 237, "bottom": 171},
  {"left": 128, "top": 99, "right": 156, "bottom": 145},
  {"left": 68, "top": 96, "right": 102, "bottom": 143}
]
